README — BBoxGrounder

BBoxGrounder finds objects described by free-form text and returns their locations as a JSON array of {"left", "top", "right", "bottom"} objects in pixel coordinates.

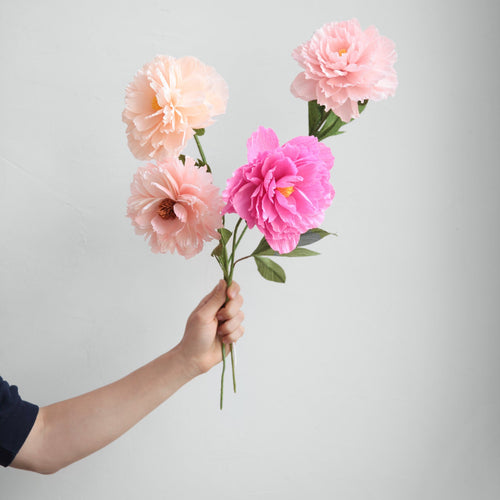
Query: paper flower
[
  {"left": 127, "top": 157, "right": 223, "bottom": 258},
  {"left": 123, "top": 55, "right": 228, "bottom": 160},
  {"left": 223, "top": 127, "right": 334, "bottom": 254},
  {"left": 290, "top": 18, "right": 397, "bottom": 122}
]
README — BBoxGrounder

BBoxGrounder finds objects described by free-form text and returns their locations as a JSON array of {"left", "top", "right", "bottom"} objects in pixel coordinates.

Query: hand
[{"left": 177, "top": 280, "right": 244, "bottom": 376}]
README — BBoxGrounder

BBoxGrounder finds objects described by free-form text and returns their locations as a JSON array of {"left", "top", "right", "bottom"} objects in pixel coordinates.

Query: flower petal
[{"left": 246, "top": 126, "right": 280, "bottom": 163}]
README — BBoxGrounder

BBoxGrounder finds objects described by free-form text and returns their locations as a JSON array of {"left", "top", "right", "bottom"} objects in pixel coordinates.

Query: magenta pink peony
[
  {"left": 127, "top": 157, "right": 224, "bottom": 258},
  {"left": 123, "top": 55, "right": 228, "bottom": 160},
  {"left": 223, "top": 127, "right": 335, "bottom": 254},
  {"left": 290, "top": 19, "right": 397, "bottom": 122}
]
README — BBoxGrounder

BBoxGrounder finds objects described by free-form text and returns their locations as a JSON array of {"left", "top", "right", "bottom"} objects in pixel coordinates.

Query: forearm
[{"left": 13, "top": 345, "right": 198, "bottom": 474}]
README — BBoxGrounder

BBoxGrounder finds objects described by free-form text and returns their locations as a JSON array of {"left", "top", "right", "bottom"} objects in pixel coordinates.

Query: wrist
[{"left": 170, "top": 343, "right": 203, "bottom": 379}]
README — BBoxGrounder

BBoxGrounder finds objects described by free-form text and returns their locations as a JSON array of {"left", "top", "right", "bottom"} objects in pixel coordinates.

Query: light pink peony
[
  {"left": 123, "top": 55, "right": 228, "bottom": 160},
  {"left": 223, "top": 127, "right": 334, "bottom": 254},
  {"left": 127, "top": 157, "right": 223, "bottom": 258},
  {"left": 291, "top": 19, "right": 397, "bottom": 122}
]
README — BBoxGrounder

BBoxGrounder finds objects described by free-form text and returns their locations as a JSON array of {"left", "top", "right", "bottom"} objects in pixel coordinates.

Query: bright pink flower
[
  {"left": 291, "top": 19, "right": 397, "bottom": 122},
  {"left": 127, "top": 157, "right": 223, "bottom": 258},
  {"left": 123, "top": 55, "right": 228, "bottom": 160},
  {"left": 223, "top": 127, "right": 334, "bottom": 254}
]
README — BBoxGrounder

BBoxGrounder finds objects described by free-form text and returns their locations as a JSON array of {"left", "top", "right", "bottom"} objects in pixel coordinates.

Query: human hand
[{"left": 177, "top": 280, "right": 244, "bottom": 376}]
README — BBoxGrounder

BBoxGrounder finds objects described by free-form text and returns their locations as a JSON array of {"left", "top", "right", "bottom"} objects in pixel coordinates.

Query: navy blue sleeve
[{"left": 0, "top": 376, "right": 39, "bottom": 467}]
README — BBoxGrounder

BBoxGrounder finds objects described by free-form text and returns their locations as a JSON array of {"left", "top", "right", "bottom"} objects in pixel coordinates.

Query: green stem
[
  {"left": 194, "top": 134, "right": 211, "bottom": 173},
  {"left": 220, "top": 343, "right": 226, "bottom": 410},
  {"left": 233, "top": 254, "right": 253, "bottom": 266},
  {"left": 225, "top": 217, "right": 245, "bottom": 394},
  {"left": 228, "top": 218, "right": 243, "bottom": 278},
  {"left": 234, "top": 223, "right": 248, "bottom": 255},
  {"left": 230, "top": 345, "right": 236, "bottom": 392}
]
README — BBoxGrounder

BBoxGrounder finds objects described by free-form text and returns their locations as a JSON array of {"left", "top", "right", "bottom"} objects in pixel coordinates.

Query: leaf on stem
[
  {"left": 211, "top": 228, "right": 232, "bottom": 261},
  {"left": 251, "top": 236, "right": 273, "bottom": 256},
  {"left": 253, "top": 243, "right": 320, "bottom": 257},
  {"left": 297, "top": 228, "right": 334, "bottom": 247},
  {"left": 195, "top": 158, "right": 207, "bottom": 167},
  {"left": 308, "top": 100, "right": 326, "bottom": 136},
  {"left": 254, "top": 256, "right": 286, "bottom": 283},
  {"left": 218, "top": 227, "right": 232, "bottom": 246},
  {"left": 194, "top": 128, "right": 205, "bottom": 136}
]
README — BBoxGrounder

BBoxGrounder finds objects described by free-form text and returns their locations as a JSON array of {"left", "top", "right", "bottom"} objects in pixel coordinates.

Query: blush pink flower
[
  {"left": 291, "top": 19, "right": 397, "bottom": 122},
  {"left": 127, "top": 157, "right": 223, "bottom": 259},
  {"left": 123, "top": 55, "right": 228, "bottom": 160},
  {"left": 223, "top": 127, "right": 334, "bottom": 254}
]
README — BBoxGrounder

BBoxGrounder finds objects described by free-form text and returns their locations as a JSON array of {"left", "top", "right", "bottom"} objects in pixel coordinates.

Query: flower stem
[
  {"left": 220, "top": 343, "right": 226, "bottom": 410},
  {"left": 233, "top": 254, "right": 252, "bottom": 266},
  {"left": 194, "top": 134, "right": 211, "bottom": 173},
  {"left": 230, "top": 345, "right": 236, "bottom": 392}
]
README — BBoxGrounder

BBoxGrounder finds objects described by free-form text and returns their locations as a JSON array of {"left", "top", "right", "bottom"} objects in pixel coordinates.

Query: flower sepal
[{"left": 309, "top": 100, "right": 368, "bottom": 141}]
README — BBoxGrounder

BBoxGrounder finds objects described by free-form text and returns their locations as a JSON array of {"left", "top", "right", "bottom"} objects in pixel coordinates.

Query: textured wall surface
[{"left": 1, "top": 0, "right": 499, "bottom": 498}]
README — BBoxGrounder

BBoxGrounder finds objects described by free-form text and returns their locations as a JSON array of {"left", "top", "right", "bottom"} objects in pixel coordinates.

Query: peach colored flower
[
  {"left": 291, "top": 19, "right": 397, "bottom": 122},
  {"left": 123, "top": 55, "right": 228, "bottom": 160},
  {"left": 127, "top": 157, "right": 223, "bottom": 258}
]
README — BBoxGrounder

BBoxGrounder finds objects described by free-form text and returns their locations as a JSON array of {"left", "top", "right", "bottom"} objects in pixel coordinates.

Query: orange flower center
[
  {"left": 338, "top": 48, "right": 347, "bottom": 56},
  {"left": 277, "top": 186, "right": 294, "bottom": 198},
  {"left": 152, "top": 95, "right": 162, "bottom": 112},
  {"left": 158, "top": 198, "right": 177, "bottom": 220}
]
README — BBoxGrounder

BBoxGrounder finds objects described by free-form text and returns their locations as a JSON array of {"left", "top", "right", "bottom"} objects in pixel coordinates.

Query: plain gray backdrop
[{"left": 1, "top": 0, "right": 499, "bottom": 498}]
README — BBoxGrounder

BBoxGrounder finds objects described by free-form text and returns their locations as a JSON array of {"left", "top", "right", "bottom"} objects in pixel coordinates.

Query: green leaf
[
  {"left": 251, "top": 236, "right": 273, "bottom": 256},
  {"left": 178, "top": 154, "right": 186, "bottom": 165},
  {"left": 281, "top": 247, "right": 319, "bottom": 257},
  {"left": 194, "top": 128, "right": 205, "bottom": 136},
  {"left": 211, "top": 242, "right": 223, "bottom": 258},
  {"left": 218, "top": 227, "right": 232, "bottom": 246},
  {"left": 358, "top": 99, "right": 368, "bottom": 115},
  {"left": 308, "top": 100, "right": 326, "bottom": 136},
  {"left": 254, "top": 256, "right": 286, "bottom": 283},
  {"left": 254, "top": 247, "right": 320, "bottom": 257},
  {"left": 297, "top": 228, "right": 333, "bottom": 247}
]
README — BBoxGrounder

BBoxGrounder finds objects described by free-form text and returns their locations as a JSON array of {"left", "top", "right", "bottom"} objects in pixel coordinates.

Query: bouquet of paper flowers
[{"left": 123, "top": 19, "right": 397, "bottom": 408}]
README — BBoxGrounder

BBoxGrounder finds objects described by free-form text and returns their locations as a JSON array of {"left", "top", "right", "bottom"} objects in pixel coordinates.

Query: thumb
[{"left": 196, "top": 280, "right": 227, "bottom": 320}]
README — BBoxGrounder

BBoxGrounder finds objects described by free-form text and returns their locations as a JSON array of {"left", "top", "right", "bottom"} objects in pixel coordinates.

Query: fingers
[
  {"left": 226, "top": 281, "right": 240, "bottom": 300},
  {"left": 219, "top": 324, "right": 245, "bottom": 345},
  {"left": 216, "top": 281, "right": 244, "bottom": 344},
  {"left": 218, "top": 309, "right": 244, "bottom": 334},
  {"left": 195, "top": 280, "right": 227, "bottom": 320},
  {"left": 216, "top": 290, "right": 243, "bottom": 322}
]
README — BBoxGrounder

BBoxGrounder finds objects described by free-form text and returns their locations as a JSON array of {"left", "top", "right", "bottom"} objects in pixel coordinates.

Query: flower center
[
  {"left": 158, "top": 198, "right": 177, "bottom": 220},
  {"left": 277, "top": 186, "right": 294, "bottom": 198},
  {"left": 338, "top": 48, "right": 347, "bottom": 56},
  {"left": 152, "top": 95, "right": 162, "bottom": 112}
]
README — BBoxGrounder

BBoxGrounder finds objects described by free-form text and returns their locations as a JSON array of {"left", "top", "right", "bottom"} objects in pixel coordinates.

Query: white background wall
[{"left": 1, "top": 0, "right": 499, "bottom": 498}]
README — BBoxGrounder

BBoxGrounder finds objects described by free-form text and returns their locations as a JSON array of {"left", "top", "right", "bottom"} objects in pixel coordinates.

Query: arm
[{"left": 11, "top": 280, "right": 244, "bottom": 474}]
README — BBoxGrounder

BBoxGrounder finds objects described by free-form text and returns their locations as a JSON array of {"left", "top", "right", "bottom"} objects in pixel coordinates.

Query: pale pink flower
[
  {"left": 123, "top": 55, "right": 228, "bottom": 160},
  {"left": 223, "top": 127, "right": 334, "bottom": 254},
  {"left": 291, "top": 19, "right": 397, "bottom": 122},
  {"left": 127, "top": 157, "right": 223, "bottom": 258}
]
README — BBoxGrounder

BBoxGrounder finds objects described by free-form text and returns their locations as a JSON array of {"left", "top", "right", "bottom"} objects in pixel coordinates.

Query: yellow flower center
[
  {"left": 338, "top": 48, "right": 347, "bottom": 56},
  {"left": 152, "top": 95, "right": 162, "bottom": 112},
  {"left": 277, "top": 186, "right": 294, "bottom": 198},
  {"left": 158, "top": 198, "right": 177, "bottom": 220}
]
